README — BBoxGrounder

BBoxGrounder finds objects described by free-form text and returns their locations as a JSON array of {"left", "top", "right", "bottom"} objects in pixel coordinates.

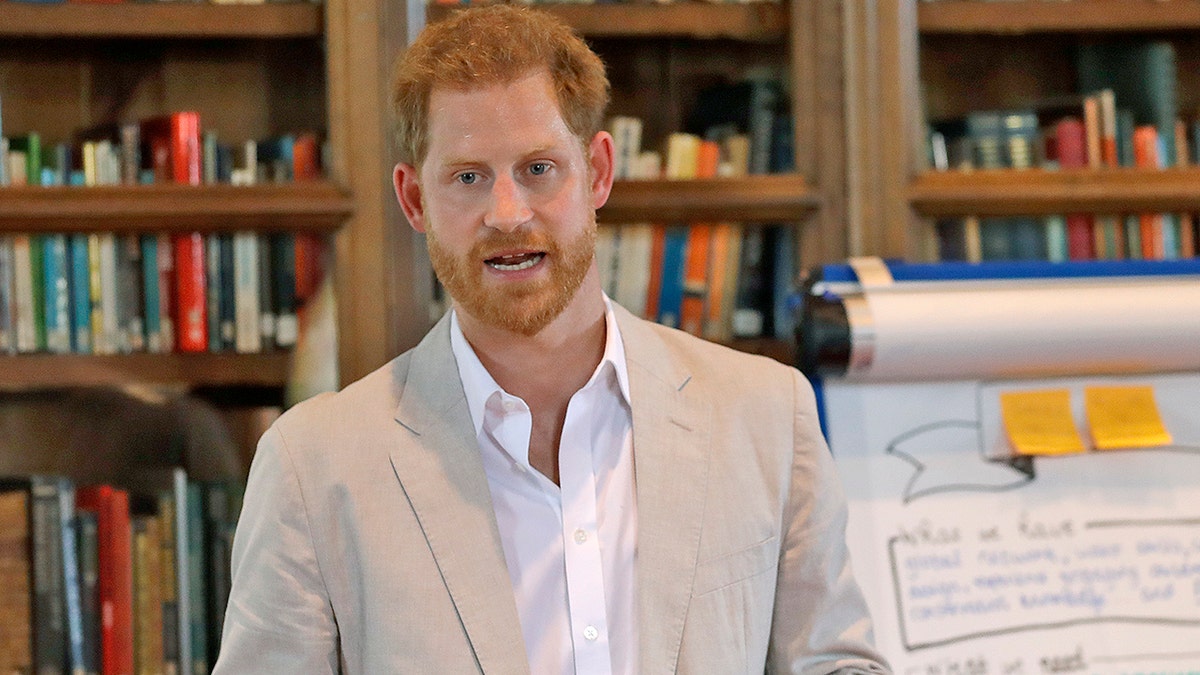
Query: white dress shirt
[{"left": 449, "top": 299, "right": 637, "bottom": 675}]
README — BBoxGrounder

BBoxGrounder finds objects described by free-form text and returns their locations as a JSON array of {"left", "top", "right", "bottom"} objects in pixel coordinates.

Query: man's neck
[{"left": 456, "top": 284, "right": 608, "bottom": 408}]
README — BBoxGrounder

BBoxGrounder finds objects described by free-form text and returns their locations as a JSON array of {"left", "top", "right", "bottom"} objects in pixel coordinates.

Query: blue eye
[
  {"left": 529, "top": 162, "right": 550, "bottom": 176},
  {"left": 457, "top": 172, "right": 478, "bottom": 185}
]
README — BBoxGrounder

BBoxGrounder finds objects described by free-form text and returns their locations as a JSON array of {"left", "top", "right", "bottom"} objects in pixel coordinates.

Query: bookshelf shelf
[
  {"left": 599, "top": 174, "right": 818, "bottom": 224},
  {"left": 0, "top": 352, "right": 292, "bottom": 390},
  {"left": 911, "top": 168, "right": 1200, "bottom": 217},
  {"left": 426, "top": 2, "right": 787, "bottom": 41},
  {"left": 918, "top": 0, "right": 1200, "bottom": 35},
  {"left": 0, "top": 3, "right": 323, "bottom": 39},
  {"left": 0, "top": 183, "right": 354, "bottom": 233}
]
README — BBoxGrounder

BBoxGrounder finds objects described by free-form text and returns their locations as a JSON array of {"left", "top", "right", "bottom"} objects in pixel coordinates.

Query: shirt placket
[{"left": 558, "top": 385, "right": 613, "bottom": 675}]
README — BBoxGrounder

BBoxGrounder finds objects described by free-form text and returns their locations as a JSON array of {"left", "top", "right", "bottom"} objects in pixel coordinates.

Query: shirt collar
[{"left": 450, "top": 295, "right": 632, "bottom": 437}]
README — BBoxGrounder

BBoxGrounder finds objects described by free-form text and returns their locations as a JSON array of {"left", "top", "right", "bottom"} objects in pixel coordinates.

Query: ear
[
  {"left": 393, "top": 162, "right": 427, "bottom": 233},
  {"left": 587, "top": 130, "right": 615, "bottom": 210}
]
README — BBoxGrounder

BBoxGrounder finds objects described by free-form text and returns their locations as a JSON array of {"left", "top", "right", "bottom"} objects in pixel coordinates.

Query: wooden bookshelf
[
  {"left": 599, "top": 175, "right": 819, "bottom": 224},
  {"left": 0, "top": 3, "right": 323, "bottom": 39},
  {"left": 426, "top": 2, "right": 788, "bottom": 41},
  {"left": 0, "top": 183, "right": 354, "bottom": 233},
  {"left": 918, "top": 0, "right": 1200, "bottom": 35},
  {"left": 911, "top": 169, "right": 1200, "bottom": 217},
  {"left": 0, "top": 352, "right": 292, "bottom": 390}
]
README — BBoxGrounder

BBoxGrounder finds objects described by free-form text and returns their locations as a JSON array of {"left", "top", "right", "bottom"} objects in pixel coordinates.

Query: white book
[
  {"left": 233, "top": 232, "right": 262, "bottom": 354},
  {"left": 12, "top": 234, "right": 36, "bottom": 352},
  {"left": 613, "top": 223, "right": 654, "bottom": 319},
  {"left": 98, "top": 233, "right": 121, "bottom": 354},
  {"left": 0, "top": 235, "right": 13, "bottom": 353}
]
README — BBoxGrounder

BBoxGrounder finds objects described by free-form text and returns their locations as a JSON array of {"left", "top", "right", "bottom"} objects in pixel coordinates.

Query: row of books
[
  {"left": 608, "top": 76, "right": 793, "bottom": 181},
  {"left": 928, "top": 40, "right": 1199, "bottom": 262},
  {"left": 596, "top": 221, "right": 795, "bottom": 342},
  {"left": 0, "top": 471, "right": 242, "bottom": 675},
  {"left": 0, "top": 106, "right": 325, "bottom": 188},
  {"left": 0, "top": 231, "right": 324, "bottom": 355}
]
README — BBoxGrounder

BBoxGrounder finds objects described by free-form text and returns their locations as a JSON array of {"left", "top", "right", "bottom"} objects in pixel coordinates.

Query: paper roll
[{"left": 844, "top": 276, "right": 1200, "bottom": 381}]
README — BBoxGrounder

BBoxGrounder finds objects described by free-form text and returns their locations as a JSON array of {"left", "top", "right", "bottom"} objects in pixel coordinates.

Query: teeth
[{"left": 489, "top": 253, "right": 544, "bottom": 271}]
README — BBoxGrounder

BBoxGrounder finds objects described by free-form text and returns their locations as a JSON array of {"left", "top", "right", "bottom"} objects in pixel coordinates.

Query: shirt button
[
  {"left": 574, "top": 529, "right": 588, "bottom": 544},
  {"left": 502, "top": 399, "right": 518, "bottom": 412},
  {"left": 583, "top": 625, "right": 599, "bottom": 641}
]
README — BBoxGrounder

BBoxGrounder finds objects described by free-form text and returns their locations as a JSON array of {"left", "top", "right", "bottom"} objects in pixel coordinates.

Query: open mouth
[{"left": 485, "top": 252, "right": 545, "bottom": 271}]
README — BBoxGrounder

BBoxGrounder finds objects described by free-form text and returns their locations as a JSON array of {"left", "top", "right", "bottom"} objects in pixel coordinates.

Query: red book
[
  {"left": 643, "top": 224, "right": 666, "bottom": 321},
  {"left": 140, "top": 113, "right": 201, "bottom": 185},
  {"left": 1054, "top": 117, "right": 1096, "bottom": 260},
  {"left": 173, "top": 233, "right": 208, "bottom": 352},
  {"left": 76, "top": 486, "right": 133, "bottom": 675},
  {"left": 292, "top": 133, "right": 321, "bottom": 181}
]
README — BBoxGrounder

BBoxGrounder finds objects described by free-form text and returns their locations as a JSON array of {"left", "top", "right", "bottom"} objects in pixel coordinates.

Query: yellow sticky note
[
  {"left": 999, "top": 389, "right": 1087, "bottom": 456},
  {"left": 1084, "top": 385, "right": 1173, "bottom": 450}
]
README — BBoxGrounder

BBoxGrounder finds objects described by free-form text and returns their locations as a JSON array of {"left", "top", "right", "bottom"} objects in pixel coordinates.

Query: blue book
[
  {"left": 655, "top": 226, "right": 688, "bottom": 329},
  {"left": 42, "top": 234, "right": 71, "bottom": 353},
  {"left": 56, "top": 479, "right": 86, "bottom": 675},
  {"left": 141, "top": 235, "right": 162, "bottom": 352},
  {"left": 68, "top": 234, "right": 92, "bottom": 354}
]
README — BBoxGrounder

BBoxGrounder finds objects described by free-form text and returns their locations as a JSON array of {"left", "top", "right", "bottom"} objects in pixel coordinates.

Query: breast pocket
[{"left": 693, "top": 535, "right": 779, "bottom": 597}]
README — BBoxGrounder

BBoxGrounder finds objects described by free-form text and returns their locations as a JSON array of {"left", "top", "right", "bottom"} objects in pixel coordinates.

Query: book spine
[
  {"left": 171, "top": 112, "right": 202, "bottom": 186},
  {"left": 98, "top": 233, "right": 121, "bottom": 354},
  {"left": 30, "top": 235, "right": 46, "bottom": 351},
  {"left": 205, "top": 235, "right": 222, "bottom": 353},
  {"left": 68, "top": 234, "right": 92, "bottom": 354},
  {"left": 120, "top": 235, "right": 145, "bottom": 353},
  {"left": 186, "top": 484, "right": 208, "bottom": 675},
  {"left": 75, "top": 511, "right": 101, "bottom": 675},
  {"left": 173, "top": 234, "right": 208, "bottom": 353},
  {"left": 270, "top": 234, "right": 297, "bottom": 349},
  {"left": 157, "top": 234, "right": 175, "bottom": 353},
  {"left": 31, "top": 476, "right": 68, "bottom": 674},
  {"left": 233, "top": 232, "right": 262, "bottom": 354},
  {"left": 42, "top": 234, "right": 71, "bottom": 354},
  {"left": 218, "top": 234, "right": 237, "bottom": 352},
  {"left": 256, "top": 234, "right": 275, "bottom": 350},
  {"left": 0, "top": 235, "right": 13, "bottom": 354},
  {"left": 655, "top": 226, "right": 688, "bottom": 329},
  {"left": 141, "top": 236, "right": 162, "bottom": 354},
  {"left": 12, "top": 234, "right": 37, "bottom": 353},
  {"left": 58, "top": 480, "right": 86, "bottom": 675}
]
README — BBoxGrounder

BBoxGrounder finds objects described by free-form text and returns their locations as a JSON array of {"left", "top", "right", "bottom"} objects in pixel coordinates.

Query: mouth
[{"left": 485, "top": 251, "right": 546, "bottom": 272}]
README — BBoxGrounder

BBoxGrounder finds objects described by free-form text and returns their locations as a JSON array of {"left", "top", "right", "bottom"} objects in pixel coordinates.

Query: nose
[{"left": 483, "top": 174, "right": 533, "bottom": 233}]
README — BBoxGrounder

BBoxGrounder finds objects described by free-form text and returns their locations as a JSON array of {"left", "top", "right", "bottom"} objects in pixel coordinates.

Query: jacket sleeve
[
  {"left": 766, "top": 370, "right": 892, "bottom": 675},
  {"left": 212, "top": 424, "right": 340, "bottom": 674}
]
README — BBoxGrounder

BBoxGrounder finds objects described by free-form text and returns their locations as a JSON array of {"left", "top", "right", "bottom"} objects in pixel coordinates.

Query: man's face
[{"left": 403, "top": 71, "right": 610, "bottom": 336}]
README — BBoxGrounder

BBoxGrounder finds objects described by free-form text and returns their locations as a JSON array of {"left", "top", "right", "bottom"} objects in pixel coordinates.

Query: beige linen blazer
[{"left": 212, "top": 305, "right": 890, "bottom": 674}]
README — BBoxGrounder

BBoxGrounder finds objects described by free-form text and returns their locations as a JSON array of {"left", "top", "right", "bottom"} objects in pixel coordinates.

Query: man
[{"left": 214, "top": 6, "right": 889, "bottom": 674}]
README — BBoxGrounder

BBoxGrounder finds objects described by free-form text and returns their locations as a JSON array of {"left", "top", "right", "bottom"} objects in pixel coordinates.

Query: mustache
[{"left": 471, "top": 231, "right": 556, "bottom": 258}]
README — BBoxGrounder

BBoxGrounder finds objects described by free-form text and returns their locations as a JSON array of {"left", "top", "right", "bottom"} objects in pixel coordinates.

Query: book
[
  {"left": 12, "top": 234, "right": 38, "bottom": 353},
  {"left": 173, "top": 233, "right": 208, "bottom": 353},
  {"left": 0, "top": 476, "right": 69, "bottom": 674},
  {"left": 140, "top": 113, "right": 202, "bottom": 186},
  {"left": 270, "top": 234, "right": 298, "bottom": 349},
  {"left": 132, "top": 516, "right": 164, "bottom": 675},
  {"left": 0, "top": 488, "right": 32, "bottom": 675},
  {"left": 69, "top": 234, "right": 93, "bottom": 354},
  {"left": 1054, "top": 117, "right": 1096, "bottom": 260},
  {"left": 0, "top": 235, "right": 14, "bottom": 354},
  {"left": 1076, "top": 41, "right": 1177, "bottom": 166},
  {"left": 967, "top": 110, "right": 1014, "bottom": 261},
  {"left": 233, "top": 232, "right": 262, "bottom": 354},
  {"left": 76, "top": 510, "right": 101, "bottom": 675},
  {"left": 76, "top": 485, "right": 134, "bottom": 675}
]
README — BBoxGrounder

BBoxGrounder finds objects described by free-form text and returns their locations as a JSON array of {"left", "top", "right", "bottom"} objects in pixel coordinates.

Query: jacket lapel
[
  {"left": 390, "top": 315, "right": 530, "bottom": 675},
  {"left": 616, "top": 307, "right": 712, "bottom": 674}
]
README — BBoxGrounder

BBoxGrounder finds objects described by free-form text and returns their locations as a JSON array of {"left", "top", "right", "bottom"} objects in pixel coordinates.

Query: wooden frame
[
  {"left": 0, "top": 3, "right": 323, "bottom": 38},
  {"left": 919, "top": 0, "right": 1200, "bottom": 34}
]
